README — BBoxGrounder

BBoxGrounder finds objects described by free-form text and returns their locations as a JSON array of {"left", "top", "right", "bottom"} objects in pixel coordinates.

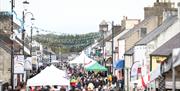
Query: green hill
[{"left": 33, "top": 32, "right": 101, "bottom": 53}]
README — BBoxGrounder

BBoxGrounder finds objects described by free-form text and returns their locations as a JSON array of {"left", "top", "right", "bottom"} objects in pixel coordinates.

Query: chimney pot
[
  {"left": 123, "top": 16, "right": 127, "bottom": 20},
  {"left": 178, "top": 2, "right": 180, "bottom": 7}
]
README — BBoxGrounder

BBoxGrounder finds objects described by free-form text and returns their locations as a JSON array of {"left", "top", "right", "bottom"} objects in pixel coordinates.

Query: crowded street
[{"left": 0, "top": 0, "right": 180, "bottom": 91}]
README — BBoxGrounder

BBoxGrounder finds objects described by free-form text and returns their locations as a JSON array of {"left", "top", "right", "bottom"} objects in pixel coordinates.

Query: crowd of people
[
  {"left": 67, "top": 65, "right": 122, "bottom": 91},
  {"left": 1, "top": 62, "right": 124, "bottom": 91}
]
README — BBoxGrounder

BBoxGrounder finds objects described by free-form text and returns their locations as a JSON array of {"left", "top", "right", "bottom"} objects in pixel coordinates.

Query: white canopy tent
[
  {"left": 27, "top": 65, "right": 69, "bottom": 86},
  {"left": 69, "top": 51, "right": 96, "bottom": 65}
]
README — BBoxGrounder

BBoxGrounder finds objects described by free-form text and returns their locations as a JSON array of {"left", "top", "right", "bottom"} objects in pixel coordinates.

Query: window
[
  {"left": 114, "top": 47, "right": 118, "bottom": 53},
  {"left": 140, "top": 28, "right": 147, "bottom": 38}
]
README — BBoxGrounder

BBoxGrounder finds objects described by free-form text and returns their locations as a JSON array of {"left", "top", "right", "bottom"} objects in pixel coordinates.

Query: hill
[{"left": 33, "top": 32, "right": 101, "bottom": 53}]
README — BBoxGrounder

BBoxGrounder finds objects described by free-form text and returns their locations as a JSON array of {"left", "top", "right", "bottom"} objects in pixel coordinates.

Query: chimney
[
  {"left": 178, "top": 2, "right": 180, "bottom": 19},
  {"left": 163, "top": 10, "right": 168, "bottom": 21},
  {"left": 163, "top": 10, "right": 175, "bottom": 21},
  {"left": 123, "top": 16, "right": 127, "bottom": 20}
]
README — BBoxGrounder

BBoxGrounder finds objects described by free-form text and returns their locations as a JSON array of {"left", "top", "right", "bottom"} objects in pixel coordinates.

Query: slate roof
[
  {"left": 136, "top": 16, "right": 177, "bottom": 45},
  {"left": 123, "top": 16, "right": 177, "bottom": 55},
  {"left": 119, "top": 16, "right": 156, "bottom": 40},
  {"left": 150, "top": 32, "right": 180, "bottom": 56},
  {"left": 124, "top": 48, "right": 133, "bottom": 55}
]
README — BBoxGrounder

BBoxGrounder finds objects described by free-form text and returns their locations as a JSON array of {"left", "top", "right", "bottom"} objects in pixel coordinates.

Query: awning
[
  {"left": 85, "top": 62, "right": 107, "bottom": 71},
  {"left": 113, "top": 59, "right": 124, "bottom": 70}
]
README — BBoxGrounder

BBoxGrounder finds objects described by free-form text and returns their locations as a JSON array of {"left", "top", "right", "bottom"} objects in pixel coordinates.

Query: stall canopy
[
  {"left": 113, "top": 59, "right": 124, "bottom": 70},
  {"left": 84, "top": 60, "right": 97, "bottom": 68},
  {"left": 85, "top": 62, "right": 107, "bottom": 71},
  {"left": 69, "top": 51, "right": 95, "bottom": 65},
  {"left": 27, "top": 65, "right": 69, "bottom": 86}
]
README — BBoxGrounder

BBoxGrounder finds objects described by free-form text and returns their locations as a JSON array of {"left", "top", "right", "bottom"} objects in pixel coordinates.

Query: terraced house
[{"left": 0, "top": 12, "right": 20, "bottom": 86}]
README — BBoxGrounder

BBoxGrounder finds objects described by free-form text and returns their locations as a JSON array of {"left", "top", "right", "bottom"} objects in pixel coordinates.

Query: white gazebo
[
  {"left": 69, "top": 51, "right": 96, "bottom": 65},
  {"left": 27, "top": 65, "right": 69, "bottom": 86}
]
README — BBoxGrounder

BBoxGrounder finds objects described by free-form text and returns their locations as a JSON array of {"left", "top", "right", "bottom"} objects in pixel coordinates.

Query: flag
[
  {"left": 148, "top": 72, "right": 150, "bottom": 81},
  {"left": 141, "top": 75, "right": 147, "bottom": 89}
]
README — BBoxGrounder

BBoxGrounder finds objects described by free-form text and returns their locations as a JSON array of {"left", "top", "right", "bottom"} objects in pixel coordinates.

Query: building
[
  {"left": 0, "top": 11, "right": 36, "bottom": 89},
  {"left": 150, "top": 32, "right": 180, "bottom": 90},
  {"left": 116, "top": 0, "right": 178, "bottom": 90},
  {"left": 0, "top": 12, "right": 22, "bottom": 88},
  {"left": 119, "top": 14, "right": 159, "bottom": 91}
]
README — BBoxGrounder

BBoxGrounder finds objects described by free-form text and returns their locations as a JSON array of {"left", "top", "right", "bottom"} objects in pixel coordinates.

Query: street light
[
  {"left": 22, "top": 0, "right": 35, "bottom": 82},
  {"left": 10, "top": 0, "right": 34, "bottom": 89},
  {"left": 22, "top": 0, "right": 29, "bottom": 55},
  {"left": 22, "top": 1, "right": 35, "bottom": 56},
  {"left": 23, "top": 0, "right": 29, "bottom": 4},
  {"left": 30, "top": 18, "right": 35, "bottom": 56}
]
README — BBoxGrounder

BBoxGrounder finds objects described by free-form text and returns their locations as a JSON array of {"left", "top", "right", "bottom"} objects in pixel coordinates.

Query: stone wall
[{"left": 0, "top": 47, "right": 11, "bottom": 83}]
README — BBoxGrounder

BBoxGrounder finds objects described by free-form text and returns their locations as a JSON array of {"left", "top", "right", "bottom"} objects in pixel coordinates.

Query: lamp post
[
  {"left": 22, "top": 0, "right": 28, "bottom": 55},
  {"left": 30, "top": 18, "right": 35, "bottom": 56},
  {"left": 22, "top": 0, "right": 35, "bottom": 81},
  {"left": 22, "top": 1, "right": 35, "bottom": 56}
]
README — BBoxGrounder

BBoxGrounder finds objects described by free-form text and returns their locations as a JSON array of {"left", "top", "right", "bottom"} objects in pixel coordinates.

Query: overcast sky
[{"left": 0, "top": 0, "right": 179, "bottom": 34}]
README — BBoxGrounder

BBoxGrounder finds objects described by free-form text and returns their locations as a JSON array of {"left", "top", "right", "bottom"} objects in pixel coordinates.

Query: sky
[{"left": 0, "top": 0, "right": 179, "bottom": 34}]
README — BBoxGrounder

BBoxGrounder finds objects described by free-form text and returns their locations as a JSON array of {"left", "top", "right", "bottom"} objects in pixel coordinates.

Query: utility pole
[
  {"left": 30, "top": 25, "right": 33, "bottom": 56},
  {"left": 102, "top": 31, "right": 105, "bottom": 65},
  {"left": 11, "top": 0, "right": 14, "bottom": 89},
  {"left": 172, "top": 67, "right": 176, "bottom": 91},
  {"left": 127, "top": 68, "right": 129, "bottom": 91},
  {"left": 111, "top": 21, "right": 114, "bottom": 74},
  {"left": 22, "top": 11, "right": 25, "bottom": 55},
  {"left": 50, "top": 52, "right": 52, "bottom": 64}
]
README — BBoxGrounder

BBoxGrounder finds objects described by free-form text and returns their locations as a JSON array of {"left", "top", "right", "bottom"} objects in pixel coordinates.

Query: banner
[
  {"left": 14, "top": 55, "right": 24, "bottom": 73},
  {"left": 130, "top": 61, "right": 141, "bottom": 81}
]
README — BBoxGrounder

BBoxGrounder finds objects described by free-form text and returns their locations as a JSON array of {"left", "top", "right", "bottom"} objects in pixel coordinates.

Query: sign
[
  {"left": 24, "top": 57, "right": 32, "bottom": 70},
  {"left": 14, "top": 55, "right": 24, "bottom": 73}
]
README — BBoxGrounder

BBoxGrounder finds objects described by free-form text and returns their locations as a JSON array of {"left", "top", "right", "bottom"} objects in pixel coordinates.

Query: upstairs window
[{"left": 140, "top": 28, "right": 147, "bottom": 38}]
